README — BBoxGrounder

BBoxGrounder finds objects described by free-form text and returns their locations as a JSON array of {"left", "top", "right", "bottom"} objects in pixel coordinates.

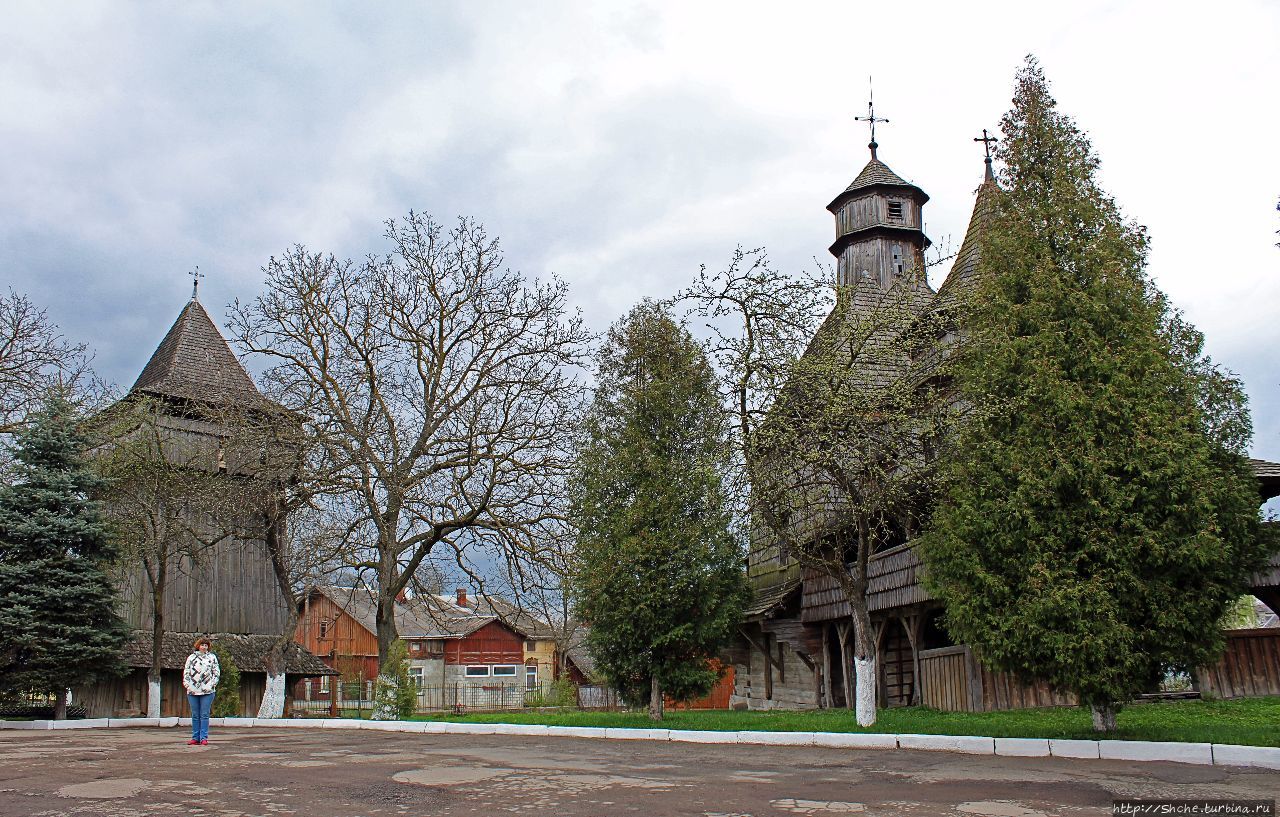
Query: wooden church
[
  {"left": 730, "top": 131, "right": 1280, "bottom": 712},
  {"left": 74, "top": 293, "right": 332, "bottom": 718}
]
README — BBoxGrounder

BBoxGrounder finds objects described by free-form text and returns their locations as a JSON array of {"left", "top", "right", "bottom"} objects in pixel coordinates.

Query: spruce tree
[
  {"left": 572, "top": 301, "right": 747, "bottom": 720},
  {"left": 919, "top": 58, "right": 1269, "bottom": 730},
  {"left": 0, "top": 396, "right": 129, "bottom": 717}
]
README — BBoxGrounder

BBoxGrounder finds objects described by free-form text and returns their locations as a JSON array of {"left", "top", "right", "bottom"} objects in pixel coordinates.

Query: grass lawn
[{"left": 404, "top": 696, "right": 1280, "bottom": 747}]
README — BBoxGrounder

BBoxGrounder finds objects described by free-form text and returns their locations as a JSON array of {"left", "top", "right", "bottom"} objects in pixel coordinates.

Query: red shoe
[
  {"left": 187, "top": 739, "right": 199, "bottom": 745},
  {"left": 199, "top": 739, "right": 208, "bottom": 745}
]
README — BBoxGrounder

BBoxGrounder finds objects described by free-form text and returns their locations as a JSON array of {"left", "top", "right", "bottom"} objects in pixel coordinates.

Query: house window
[
  {"left": 525, "top": 640, "right": 536, "bottom": 652},
  {"left": 426, "top": 641, "right": 444, "bottom": 655},
  {"left": 492, "top": 665, "right": 518, "bottom": 677},
  {"left": 464, "top": 665, "right": 490, "bottom": 677},
  {"left": 525, "top": 664, "right": 538, "bottom": 690},
  {"left": 410, "top": 642, "right": 420, "bottom": 653},
  {"left": 887, "top": 200, "right": 904, "bottom": 221},
  {"left": 318, "top": 619, "right": 328, "bottom": 639},
  {"left": 408, "top": 667, "right": 424, "bottom": 688},
  {"left": 319, "top": 676, "right": 330, "bottom": 694}
]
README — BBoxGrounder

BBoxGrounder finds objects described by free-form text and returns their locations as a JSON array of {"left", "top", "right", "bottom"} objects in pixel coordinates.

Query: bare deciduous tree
[
  {"left": 228, "top": 213, "right": 590, "bottom": 716},
  {"left": 0, "top": 290, "right": 102, "bottom": 438},
  {"left": 673, "top": 247, "right": 832, "bottom": 548},
  {"left": 754, "top": 270, "right": 945, "bottom": 726}
]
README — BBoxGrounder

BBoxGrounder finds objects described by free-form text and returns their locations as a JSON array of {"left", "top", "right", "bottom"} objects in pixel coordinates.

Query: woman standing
[{"left": 183, "top": 636, "right": 220, "bottom": 745}]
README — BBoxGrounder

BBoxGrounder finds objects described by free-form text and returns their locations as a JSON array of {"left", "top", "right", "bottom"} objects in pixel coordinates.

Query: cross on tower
[
  {"left": 854, "top": 84, "right": 888, "bottom": 160},
  {"left": 974, "top": 128, "right": 997, "bottom": 180},
  {"left": 189, "top": 266, "right": 205, "bottom": 301}
]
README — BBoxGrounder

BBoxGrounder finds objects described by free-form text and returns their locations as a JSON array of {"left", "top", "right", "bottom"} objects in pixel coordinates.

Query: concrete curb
[{"left": 2, "top": 717, "right": 1275, "bottom": 769}]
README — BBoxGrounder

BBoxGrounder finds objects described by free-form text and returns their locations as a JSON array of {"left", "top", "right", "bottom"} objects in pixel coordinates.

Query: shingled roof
[
  {"left": 123, "top": 630, "right": 335, "bottom": 675},
  {"left": 933, "top": 172, "right": 1001, "bottom": 314},
  {"left": 828, "top": 156, "right": 928, "bottom": 212},
  {"left": 131, "top": 299, "right": 266, "bottom": 407}
]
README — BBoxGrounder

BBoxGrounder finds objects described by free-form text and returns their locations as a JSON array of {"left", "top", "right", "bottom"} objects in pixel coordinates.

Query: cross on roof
[
  {"left": 974, "top": 128, "right": 997, "bottom": 160},
  {"left": 974, "top": 128, "right": 997, "bottom": 181},
  {"left": 189, "top": 266, "right": 205, "bottom": 301},
  {"left": 854, "top": 84, "right": 888, "bottom": 159}
]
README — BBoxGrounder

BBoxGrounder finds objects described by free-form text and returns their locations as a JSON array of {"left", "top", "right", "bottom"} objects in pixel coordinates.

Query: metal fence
[{"left": 290, "top": 680, "right": 622, "bottom": 717}]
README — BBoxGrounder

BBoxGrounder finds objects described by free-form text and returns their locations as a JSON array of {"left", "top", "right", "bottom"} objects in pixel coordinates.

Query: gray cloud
[{"left": 2, "top": 0, "right": 1278, "bottom": 464}]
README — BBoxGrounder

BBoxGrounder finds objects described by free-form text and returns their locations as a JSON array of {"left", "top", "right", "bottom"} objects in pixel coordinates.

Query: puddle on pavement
[
  {"left": 957, "top": 802, "right": 1050, "bottom": 817},
  {"left": 58, "top": 778, "right": 150, "bottom": 799},
  {"left": 394, "top": 766, "right": 513, "bottom": 786}
]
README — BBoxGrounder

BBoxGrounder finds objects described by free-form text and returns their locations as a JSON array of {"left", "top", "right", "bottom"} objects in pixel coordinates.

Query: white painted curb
[
  {"left": 1098, "top": 740, "right": 1214, "bottom": 765},
  {"left": 546, "top": 726, "right": 609, "bottom": 739},
  {"left": 3, "top": 716, "right": 1275, "bottom": 770},
  {"left": 604, "top": 727, "right": 670, "bottom": 741},
  {"left": 668, "top": 730, "right": 738, "bottom": 744},
  {"left": 995, "top": 737, "right": 1051, "bottom": 757},
  {"left": 736, "top": 730, "right": 814, "bottom": 746},
  {"left": 1049, "top": 739, "right": 1099, "bottom": 759},
  {"left": 1212, "top": 744, "right": 1280, "bottom": 770},
  {"left": 898, "top": 734, "right": 995, "bottom": 755},
  {"left": 811, "top": 732, "right": 897, "bottom": 750}
]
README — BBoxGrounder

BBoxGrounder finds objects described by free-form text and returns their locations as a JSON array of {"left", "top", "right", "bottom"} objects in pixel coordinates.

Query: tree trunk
[
  {"left": 147, "top": 557, "right": 167, "bottom": 719},
  {"left": 53, "top": 688, "right": 68, "bottom": 721},
  {"left": 373, "top": 556, "right": 401, "bottom": 721},
  {"left": 258, "top": 507, "right": 299, "bottom": 720},
  {"left": 850, "top": 603, "right": 877, "bottom": 727},
  {"left": 1090, "top": 702, "right": 1117, "bottom": 732},
  {"left": 648, "top": 673, "right": 663, "bottom": 721}
]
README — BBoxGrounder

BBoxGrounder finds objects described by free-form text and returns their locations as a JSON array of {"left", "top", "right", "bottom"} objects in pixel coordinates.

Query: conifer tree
[
  {"left": 572, "top": 301, "right": 747, "bottom": 721},
  {"left": 919, "top": 58, "right": 1269, "bottom": 730},
  {"left": 0, "top": 396, "right": 128, "bottom": 717},
  {"left": 210, "top": 643, "right": 242, "bottom": 717}
]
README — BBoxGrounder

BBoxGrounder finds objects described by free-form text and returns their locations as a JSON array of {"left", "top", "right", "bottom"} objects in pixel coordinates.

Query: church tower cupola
[{"left": 827, "top": 99, "right": 931, "bottom": 289}]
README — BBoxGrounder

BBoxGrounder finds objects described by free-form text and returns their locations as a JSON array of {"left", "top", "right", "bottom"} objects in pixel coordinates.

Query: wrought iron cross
[
  {"left": 974, "top": 128, "right": 997, "bottom": 160},
  {"left": 189, "top": 266, "right": 205, "bottom": 301},
  {"left": 854, "top": 83, "right": 888, "bottom": 158}
]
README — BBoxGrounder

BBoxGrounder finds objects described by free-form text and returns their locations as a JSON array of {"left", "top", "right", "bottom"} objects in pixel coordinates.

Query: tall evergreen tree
[
  {"left": 919, "top": 58, "right": 1269, "bottom": 730},
  {"left": 572, "top": 301, "right": 747, "bottom": 721},
  {"left": 0, "top": 396, "right": 128, "bottom": 717}
]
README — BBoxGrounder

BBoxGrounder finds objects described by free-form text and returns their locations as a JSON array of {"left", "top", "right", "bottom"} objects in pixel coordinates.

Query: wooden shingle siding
[
  {"left": 1197, "top": 629, "right": 1280, "bottom": 699},
  {"left": 800, "top": 544, "right": 933, "bottom": 622}
]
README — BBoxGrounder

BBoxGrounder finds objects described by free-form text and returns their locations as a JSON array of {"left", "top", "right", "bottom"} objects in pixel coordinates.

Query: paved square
[{"left": 0, "top": 728, "right": 1276, "bottom": 816}]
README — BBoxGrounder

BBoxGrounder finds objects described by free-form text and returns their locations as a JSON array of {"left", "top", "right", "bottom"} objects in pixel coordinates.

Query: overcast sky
[{"left": 2, "top": 1, "right": 1278, "bottom": 461}]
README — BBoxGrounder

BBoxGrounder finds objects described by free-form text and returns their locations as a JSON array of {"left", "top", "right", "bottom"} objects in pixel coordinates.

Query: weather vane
[
  {"left": 189, "top": 266, "right": 205, "bottom": 301},
  {"left": 854, "top": 79, "right": 888, "bottom": 159},
  {"left": 974, "top": 128, "right": 997, "bottom": 180}
]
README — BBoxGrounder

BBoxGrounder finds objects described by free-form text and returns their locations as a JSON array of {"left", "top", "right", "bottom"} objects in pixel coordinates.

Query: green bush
[{"left": 210, "top": 644, "right": 241, "bottom": 717}]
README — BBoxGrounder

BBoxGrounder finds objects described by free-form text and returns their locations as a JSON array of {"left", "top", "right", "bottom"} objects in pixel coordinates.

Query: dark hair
[{"left": 193, "top": 636, "right": 212, "bottom": 650}]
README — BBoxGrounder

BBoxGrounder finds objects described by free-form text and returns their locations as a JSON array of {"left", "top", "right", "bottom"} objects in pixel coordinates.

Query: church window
[
  {"left": 887, "top": 200, "right": 904, "bottom": 221},
  {"left": 892, "top": 244, "right": 904, "bottom": 276}
]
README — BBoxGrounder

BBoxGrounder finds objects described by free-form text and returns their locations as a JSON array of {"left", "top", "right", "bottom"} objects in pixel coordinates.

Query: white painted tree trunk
[
  {"left": 256, "top": 672, "right": 287, "bottom": 719},
  {"left": 373, "top": 674, "right": 399, "bottom": 720},
  {"left": 854, "top": 655, "right": 876, "bottom": 727},
  {"left": 147, "top": 678, "right": 162, "bottom": 718}
]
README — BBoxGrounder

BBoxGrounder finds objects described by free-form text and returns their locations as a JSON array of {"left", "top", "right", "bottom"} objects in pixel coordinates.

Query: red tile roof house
[{"left": 295, "top": 586, "right": 545, "bottom": 713}]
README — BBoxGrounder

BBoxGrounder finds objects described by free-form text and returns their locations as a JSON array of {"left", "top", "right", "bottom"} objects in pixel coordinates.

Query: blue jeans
[{"left": 188, "top": 693, "right": 214, "bottom": 741}]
